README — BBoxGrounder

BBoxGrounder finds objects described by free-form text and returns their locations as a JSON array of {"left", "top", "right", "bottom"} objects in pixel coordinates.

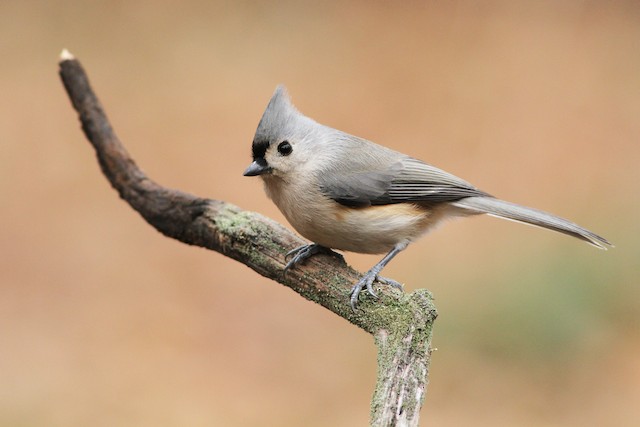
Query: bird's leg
[
  {"left": 350, "top": 241, "right": 409, "bottom": 310},
  {"left": 284, "top": 243, "right": 342, "bottom": 274}
]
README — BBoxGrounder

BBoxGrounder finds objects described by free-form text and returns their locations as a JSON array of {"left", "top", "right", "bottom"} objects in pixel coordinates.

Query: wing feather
[{"left": 319, "top": 156, "right": 489, "bottom": 207}]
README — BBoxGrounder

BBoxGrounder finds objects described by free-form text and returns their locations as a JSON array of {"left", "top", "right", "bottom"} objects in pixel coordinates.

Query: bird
[{"left": 243, "top": 85, "right": 611, "bottom": 310}]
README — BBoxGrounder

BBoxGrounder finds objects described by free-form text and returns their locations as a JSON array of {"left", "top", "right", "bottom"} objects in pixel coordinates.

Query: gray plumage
[
  {"left": 451, "top": 197, "right": 610, "bottom": 249},
  {"left": 319, "top": 156, "right": 491, "bottom": 207},
  {"left": 244, "top": 85, "right": 611, "bottom": 309}
]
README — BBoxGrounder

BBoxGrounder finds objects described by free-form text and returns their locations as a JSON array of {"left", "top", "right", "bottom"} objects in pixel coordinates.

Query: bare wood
[{"left": 58, "top": 52, "right": 437, "bottom": 426}]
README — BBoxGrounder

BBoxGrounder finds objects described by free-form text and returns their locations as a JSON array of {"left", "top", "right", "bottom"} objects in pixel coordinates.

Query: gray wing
[{"left": 320, "top": 156, "right": 490, "bottom": 207}]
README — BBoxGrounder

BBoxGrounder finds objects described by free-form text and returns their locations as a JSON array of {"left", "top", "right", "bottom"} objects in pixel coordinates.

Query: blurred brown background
[{"left": 1, "top": 1, "right": 639, "bottom": 425}]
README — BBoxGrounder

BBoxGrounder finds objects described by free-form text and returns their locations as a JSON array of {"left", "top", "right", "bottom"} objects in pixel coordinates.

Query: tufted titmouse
[{"left": 244, "top": 85, "right": 611, "bottom": 309}]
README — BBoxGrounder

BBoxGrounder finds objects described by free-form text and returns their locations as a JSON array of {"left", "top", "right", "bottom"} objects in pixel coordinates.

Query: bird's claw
[
  {"left": 283, "top": 244, "right": 340, "bottom": 274},
  {"left": 377, "top": 276, "right": 403, "bottom": 291},
  {"left": 284, "top": 244, "right": 404, "bottom": 311},
  {"left": 349, "top": 274, "right": 403, "bottom": 311}
]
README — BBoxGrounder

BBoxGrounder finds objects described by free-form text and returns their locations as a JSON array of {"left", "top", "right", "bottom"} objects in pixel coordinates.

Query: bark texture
[{"left": 59, "top": 52, "right": 437, "bottom": 426}]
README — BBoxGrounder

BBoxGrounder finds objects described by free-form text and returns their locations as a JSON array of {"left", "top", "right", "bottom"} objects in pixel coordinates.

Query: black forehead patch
[{"left": 252, "top": 139, "right": 270, "bottom": 159}]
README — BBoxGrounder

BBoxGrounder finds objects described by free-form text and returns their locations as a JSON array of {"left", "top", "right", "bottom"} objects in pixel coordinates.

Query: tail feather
[{"left": 452, "top": 197, "right": 612, "bottom": 249}]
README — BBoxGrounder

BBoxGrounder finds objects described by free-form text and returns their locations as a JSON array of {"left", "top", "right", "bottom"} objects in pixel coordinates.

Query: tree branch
[{"left": 58, "top": 50, "right": 437, "bottom": 426}]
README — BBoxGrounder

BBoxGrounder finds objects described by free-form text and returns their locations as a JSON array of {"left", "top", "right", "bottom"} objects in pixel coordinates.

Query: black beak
[{"left": 243, "top": 158, "right": 271, "bottom": 176}]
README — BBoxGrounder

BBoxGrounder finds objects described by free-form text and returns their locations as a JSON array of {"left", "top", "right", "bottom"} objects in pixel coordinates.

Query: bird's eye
[{"left": 277, "top": 141, "right": 292, "bottom": 156}]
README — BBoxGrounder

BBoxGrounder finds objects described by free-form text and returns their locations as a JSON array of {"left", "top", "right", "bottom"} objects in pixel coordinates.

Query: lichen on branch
[{"left": 58, "top": 51, "right": 436, "bottom": 426}]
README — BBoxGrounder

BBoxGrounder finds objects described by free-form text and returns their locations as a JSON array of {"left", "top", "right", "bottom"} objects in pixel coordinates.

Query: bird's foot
[
  {"left": 377, "top": 276, "right": 404, "bottom": 291},
  {"left": 284, "top": 244, "right": 341, "bottom": 274},
  {"left": 349, "top": 273, "right": 403, "bottom": 311}
]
